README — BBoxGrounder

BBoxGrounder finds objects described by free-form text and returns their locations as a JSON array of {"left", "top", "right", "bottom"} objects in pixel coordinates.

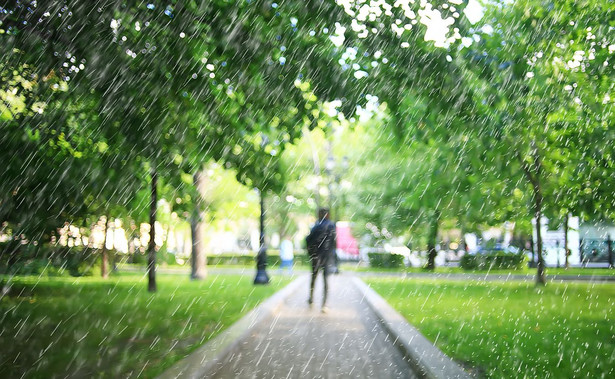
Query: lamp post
[
  {"left": 324, "top": 145, "right": 349, "bottom": 274},
  {"left": 324, "top": 153, "right": 349, "bottom": 222},
  {"left": 254, "top": 189, "right": 270, "bottom": 284},
  {"left": 325, "top": 154, "right": 335, "bottom": 218},
  {"left": 254, "top": 133, "right": 272, "bottom": 285}
]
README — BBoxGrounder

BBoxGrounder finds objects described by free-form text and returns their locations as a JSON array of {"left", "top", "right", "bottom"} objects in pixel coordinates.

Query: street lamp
[
  {"left": 253, "top": 188, "right": 270, "bottom": 284},
  {"left": 324, "top": 153, "right": 349, "bottom": 222},
  {"left": 323, "top": 149, "right": 350, "bottom": 274},
  {"left": 254, "top": 133, "right": 272, "bottom": 285},
  {"left": 325, "top": 155, "right": 335, "bottom": 217}
]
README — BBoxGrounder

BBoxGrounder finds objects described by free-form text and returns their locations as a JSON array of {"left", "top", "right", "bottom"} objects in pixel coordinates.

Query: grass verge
[
  {"left": 345, "top": 265, "right": 615, "bottom": 277},
  {"left": 365, "top": 277, "right": 615, "bottom": 378},
  {"left": 0, "top": 272, "right": 291, "bottom": 378}
]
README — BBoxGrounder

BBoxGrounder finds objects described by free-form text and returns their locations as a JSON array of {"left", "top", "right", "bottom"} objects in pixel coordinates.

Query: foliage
[
  {"left": 204, "top": 252, "right": 311, "bottom": 267},
  {"left": 367, "top": 252, "right": 405, "bottom": 269},
  {"left": 0, "top": 1, "right": 363, "bottom": 289},
  {"left": 460, "top": 252, "right": 528, "bottom": 271},
  {"left": 0, "top": 243, "right": 101, "bottom": 277},
  {"left": 336, "top": 0, "right": 615, "bottom": 277},
  {"left": 1, "top": 0, "right": 614, "bottom": 281},
  {"left": 0, "top": 0, "right": 352, "bottom": 237}
]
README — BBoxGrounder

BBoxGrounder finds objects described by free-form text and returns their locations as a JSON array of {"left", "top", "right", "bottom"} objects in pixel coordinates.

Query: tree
[
  {"left": 2, "top": 1, "right": 357, "bottom": 290},
  {"left": 447, "top": 0, "right": 614, "bottom": 283},
  {"left": 226, "top": 128, "right": 291, "bottom": 284}
]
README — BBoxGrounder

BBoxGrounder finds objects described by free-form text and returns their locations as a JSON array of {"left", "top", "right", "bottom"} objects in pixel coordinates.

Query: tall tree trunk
[
  {"left": 278, "top": 199, "right": 290, "bottom": 239},
  {"left": 190, "top": 170, "right": 207, "bottom": 280},
  {"left": 101, "top": 216, "right": 111, "bottom": 279},
  {"left": 126, "top": 219, "right": 136, "bottom": 263},
  {"left": 531, "top": 153, "right": 547, "bottom": 285},
  {"left": 529, "top": 234, "right": 535, "bottom": 267},
  {"left": 148, "top": 166, "right": 158, "bottom": 292},
  {"left": 564, "top": 213, "right": 570, "bottom": 269},
  {"left": 534, "top": 190, "right": 546, "bottom": 285},
  {"left": 254, "top": 189, "right": 270, "bottom": 284},
  {"left": 608, "top": 235, "right": 613, "bottom": 269},
  {"left": 518, "top": 147, "right": 546, "bottom": 285},
  {"left": 459, "top": 216, "right": 468, "bottom": 255},
  {"left": 426, "top": 209, "right": 440, "bottom": 270}
]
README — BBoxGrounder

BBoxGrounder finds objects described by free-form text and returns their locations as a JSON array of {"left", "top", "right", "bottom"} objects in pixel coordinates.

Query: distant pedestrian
[
  {"left": 279, "top": 237, "right": 294, "bottom": 274},
  {"left": 305, "top": 208, "right": 336, "bottom": 313}
]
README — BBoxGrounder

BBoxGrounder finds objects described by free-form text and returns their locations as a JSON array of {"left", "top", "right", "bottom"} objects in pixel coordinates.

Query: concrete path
[{"left": 209, "top": 274, "right": 418, "bottom": 379}]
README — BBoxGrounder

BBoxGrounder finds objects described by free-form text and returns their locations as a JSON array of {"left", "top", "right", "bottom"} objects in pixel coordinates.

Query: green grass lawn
[
  {"left": 345, "top": 264, "right": 615, "bottom": 277},
  {"left": 365, "top": 277, "right": 615, "bottom": 378},
  {"left": 0, "top": 272, "right": 291, "bottom": 378}
]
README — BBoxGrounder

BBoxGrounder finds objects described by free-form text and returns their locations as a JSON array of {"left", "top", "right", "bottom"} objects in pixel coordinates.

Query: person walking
[{"left": 305, "top": 208, "right": 336, "bottom": 313}]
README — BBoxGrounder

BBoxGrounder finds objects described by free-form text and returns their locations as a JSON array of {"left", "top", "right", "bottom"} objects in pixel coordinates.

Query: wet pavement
[{"left": 210, "top": 274, "right": 417, "bottom": 378}]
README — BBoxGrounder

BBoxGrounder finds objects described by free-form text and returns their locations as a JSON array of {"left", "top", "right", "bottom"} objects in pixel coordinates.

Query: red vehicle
[{"left": 336, "top": 221, "right": 359, "bottom": 260}]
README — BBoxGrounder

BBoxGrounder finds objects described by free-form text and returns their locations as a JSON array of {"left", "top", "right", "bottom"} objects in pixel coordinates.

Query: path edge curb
[
  {"left": 157, "top": 275, "right": 308, "bottom": 379},
  {"left": 352, "top": 277, "right": 470, "bottom": 379}
]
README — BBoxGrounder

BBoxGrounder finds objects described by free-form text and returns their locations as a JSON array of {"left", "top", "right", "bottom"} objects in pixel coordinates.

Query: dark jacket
[{"left": 306, "top": 219, "right": 336, "bottom": 260}]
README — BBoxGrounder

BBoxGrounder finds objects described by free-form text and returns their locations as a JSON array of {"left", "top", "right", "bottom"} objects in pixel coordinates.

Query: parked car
[{"left": 475, "top": 245, "right": 520, "bottom": 255}]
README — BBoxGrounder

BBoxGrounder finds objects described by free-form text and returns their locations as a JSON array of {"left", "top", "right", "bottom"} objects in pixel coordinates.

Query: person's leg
[
  {"left": 309, "top": 258, "right": 319, "bottom": 304},
  {"left": 322, "top": 269, "right": 329, "bottom": 307}
]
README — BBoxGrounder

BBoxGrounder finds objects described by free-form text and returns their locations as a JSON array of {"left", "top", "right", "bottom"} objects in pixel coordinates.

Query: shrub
[
  {"left": 368, "top": 252, "right": 405, "bottom": 268},
  {"left": 156, "top": 245, "right": 177, "bottom": 266},
  {"left": 460, "top": 254, "right": 480, "bottom": 270},
  {"left": 130, "top": 251, "right": 148, "bottom": 265},
  {"left": 460, "top": 252, "right": 527, "bottom": 270},
  {"left": 0, "top": 243, "right": 102, "bottom": 277},
  {"left": 205, "top": 252, "right": 312, "bottom": 267},
  {"left": 206, "top": 254, "right": 255, "bottom": 266}
]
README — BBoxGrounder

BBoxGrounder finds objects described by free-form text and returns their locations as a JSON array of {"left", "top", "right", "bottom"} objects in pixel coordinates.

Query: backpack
[
  {"left": 305, "top": 225, "right": 320, "bottom": 258},
  {"left": 306, "top": 221, "right": 333, "bottom": 259}
]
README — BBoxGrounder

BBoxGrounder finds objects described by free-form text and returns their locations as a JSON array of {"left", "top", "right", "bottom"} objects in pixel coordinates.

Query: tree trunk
[
  {"left": 608, "top": 235, "right": 613, "bottom": 269},
  {"left": 126, "top": 219, "right": 136, "bottom": 263},
  {"left": 101, "top": 216, "right": 110, "bottom": 279},
  {"left": 518, "top": 147, "right": 546, "bottom": 285},
  {"left": 148, "top": 166, "right": 158, "bottom": 292},
  {"left": 254, "top": 189, "right": 270, "bottom": 284},
  {"left": 533, "top": 182, "right": 546, "bottom": 285},
  {"left": 190, "top": 170, "right": 207, "bottom": 280},
  {"left": 306, "top": 128, "right": 321, "bottom": 208},
  {"left": 6, "top": 236, "right": 20, "bottom": 269},
  {"left": 564, "top": 213, "right": 570, "bottom": 269},
  {"left": 529, "top": 234, "right": 535, "bottom": 267},
  {"left": 426, "top": 209, "right": 440, "bottom": 270},
  {"left": 260, "top": 192, "right": 266, "bottom": 252},
  {"left": 459, "top": 219, "right": 468, "bottom": 255}
]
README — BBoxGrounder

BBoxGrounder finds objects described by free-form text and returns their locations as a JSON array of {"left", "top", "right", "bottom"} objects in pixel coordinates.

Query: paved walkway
[{"left": 210, "top": 274, "right": 417, "bottom": 378}]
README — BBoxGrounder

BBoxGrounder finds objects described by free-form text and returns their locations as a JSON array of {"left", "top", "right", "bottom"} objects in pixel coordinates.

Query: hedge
[
  {"left": 0, "top": 243, "right": 316, "bottom": 276},
  {"left": 460, "top": 253, "right": 527, "bottom": 270},
  {"left": 205, "top": 253, "right": 312, "bottom": 267},
  {"left": 367, "top": 252, "right": 405, "bottom": 268},
  {"left": 0, "top": 243, "right": 100, "bottom": 277}
]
